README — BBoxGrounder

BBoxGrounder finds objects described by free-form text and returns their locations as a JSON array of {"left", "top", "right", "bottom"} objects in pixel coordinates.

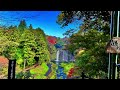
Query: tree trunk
[{"left": 23, "top": 59, "right": 26, "bottom": 72}]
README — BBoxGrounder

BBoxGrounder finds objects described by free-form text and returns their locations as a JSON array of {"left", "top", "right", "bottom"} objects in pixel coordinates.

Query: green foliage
[
  {"left": 0, "top": 29, "right": 20, "bottom": 60},
  {"left": 57, "top": 11, "right": 110, "bottom": 31},
  {"left": 30, "top": 63, "right": 48, "bottom": 79},
  {"left": 75, "top": 50, "right": 96, "bottom": 76},
  {"left": 29, "top": 24, "right": 33, "bottom": 30},
  {"left": 33, "top": 29, "right": 50, "bottom": 64},
  {"left": 34, "top": 75, "right": 46, "bottom": 79},
  {"left": 0, "top": 20, "right": 51, "bottom": 70},
  {"left": 61, "top": 63, "right": 74, "bottom": 75},
  {"left": 48, "top": 63, "right": 57, "bottom": 79},
  {"left": 30, "top": 63, "right": 48, "bottom": 75},
  {"left": 15, "top": 72, "right": 24, "bottom": 79},
  {"left": 41, "top": 62, "right": 49, "bottom": 73},
  {"left": 8, "top": 25, "right": 17, "bottom": 30},
  {"left": 63, "top": 29, "right": 76, "bottom": 37},
  {"left": 57, "top": 39, "right": 64, "bottom": 46},
  {"left": 0, "top": 67, "right": 8, "bottom": 76},
  {"left": 16, "top": 48, "right": 24, "bottom": 65},
  {"left": 16, "top": 71, "right": 33, "bottom": 79},
  {"left": 50, "top": 75, "right": 56, "bottom": 79},
  {"left": 5, "top": 45, "right": 18, "bottom": 60},
  {"left": 18, "top": 20, "right": 27, "bottom": 31},
  {"left": 16, "top": 62, "right": 49, "bottom": 79},
  {"left": 48, "top": 44, "right": 57, "bottom": 60},
  {"left": 70, "top": 29, "right": 110, "bottom": 78},
  {"left": 16, "top": 30, "right": 36, "bottom": 67}
]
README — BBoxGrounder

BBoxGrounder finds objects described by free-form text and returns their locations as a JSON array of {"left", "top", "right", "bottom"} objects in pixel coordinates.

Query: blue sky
[{"left": 0, "top": 11, "right": 81, "bottom": 38}]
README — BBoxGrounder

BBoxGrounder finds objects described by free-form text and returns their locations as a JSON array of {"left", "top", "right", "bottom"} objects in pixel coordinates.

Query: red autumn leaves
[
  {"left": 47, "top": 36, "right": 57, "bottom": 45},
  {"left": 67, "top": 68, "right": 74, "bottom": 78}
]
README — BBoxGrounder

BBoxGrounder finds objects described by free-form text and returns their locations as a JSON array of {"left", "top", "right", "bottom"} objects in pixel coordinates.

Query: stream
[{"left": 55, "top": 49, "right": 74, "bottom": 79}]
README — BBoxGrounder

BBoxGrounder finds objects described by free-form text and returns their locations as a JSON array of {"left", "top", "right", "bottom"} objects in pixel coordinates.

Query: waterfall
[
  {"left": 55, "top": 49, "right": 75, "bottom": 63},
  {"left": 63, "top": 50, "right": 64, "bottom": 61},
  {"left": 56, "top": 50, "right": 59, "bottom": 61},
  {"left": 55, "top": 49, "right": 59, "bottom": 65}
]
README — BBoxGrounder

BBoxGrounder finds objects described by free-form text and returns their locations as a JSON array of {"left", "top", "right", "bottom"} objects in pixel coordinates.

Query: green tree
[
  {"left": 0, "top": 29, "right": 19, "bottom": 60},
  {"left": 33, "top": 29, "right": 50, "bottom": 64},
  {"left": 18, "top": 20, "right": 27, "bottom": 31},
  {"left": 29, "top": 24, "right": 33, "bottom": 30},
  {"left": 18, "top": 29, "right": 37, "bottom": 69},
  {"left": 68, "top": 29, "right": 109, "bottom": 78}
]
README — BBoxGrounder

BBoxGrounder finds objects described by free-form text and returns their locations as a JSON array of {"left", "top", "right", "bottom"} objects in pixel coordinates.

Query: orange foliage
[{"left": 0, "top": 56, "right": 8, "bottom": 67}]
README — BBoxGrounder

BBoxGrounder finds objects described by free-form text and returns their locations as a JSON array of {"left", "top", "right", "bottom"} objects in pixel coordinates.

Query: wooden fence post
[{"left": 8, "top": 60, "right": 16, "bottom": 79}]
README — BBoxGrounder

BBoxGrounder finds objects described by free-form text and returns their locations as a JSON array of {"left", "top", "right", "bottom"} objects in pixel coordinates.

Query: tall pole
[
  {"left": 115, "top": 11, "right": 119, "bottom": 79},
  {"left": 112, "top": 11, "right": 119, "bottom": 79},
  {"left": 108, "top": 11, "right": 114, "bottom": 79}
]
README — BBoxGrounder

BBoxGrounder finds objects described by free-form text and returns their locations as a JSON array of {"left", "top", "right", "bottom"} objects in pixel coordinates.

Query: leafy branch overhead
[{"left": 57, "top": 11, "right": 111, "bottom": 34}]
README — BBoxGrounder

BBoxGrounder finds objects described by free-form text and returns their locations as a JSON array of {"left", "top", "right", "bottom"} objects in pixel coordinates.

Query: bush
[{"left": 61, "top": 62, "right": 74, "bottom": 75}]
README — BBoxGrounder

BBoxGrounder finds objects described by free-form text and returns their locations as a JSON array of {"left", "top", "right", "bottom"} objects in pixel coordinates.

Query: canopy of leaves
[
  {"left": 57, "top": 11, "right": 111, "bottom": 34},
  {"left": 57, "top": 11, "right": 111, "bottom": 26},
  {"left": 18, "top": 20, "right": 27, "bottom": 31},
  {"left": 66, "top": 29, "right": 109, "bottom": 78},
  {"left": 0, "top": 20, "right": 51, "bottom": 69}
]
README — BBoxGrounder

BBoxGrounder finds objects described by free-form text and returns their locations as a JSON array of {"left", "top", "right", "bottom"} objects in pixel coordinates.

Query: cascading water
[
  {"left": 63, "top": 50, "right": 64, "bottom": 61},
  {"left": 55, "top": 46, "right": 75, "bottom": 79},
  {"left": 56, "top": 50, "right": 59, "bottom": 61},
  {"left": 56, "top": 50, "right": 59, "bottom": 65},
  {"left": 62, "top": 50, "right": 75, "bottom": 62},
  {"left": 56, "top": 49, "right": 67, "bottom": 79}
]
